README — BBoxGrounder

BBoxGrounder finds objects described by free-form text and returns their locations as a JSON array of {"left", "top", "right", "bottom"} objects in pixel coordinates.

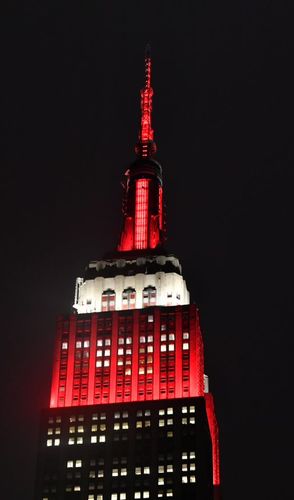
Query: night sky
[{"left": 1, "top": 2, "right": 293, "bottom": 499}]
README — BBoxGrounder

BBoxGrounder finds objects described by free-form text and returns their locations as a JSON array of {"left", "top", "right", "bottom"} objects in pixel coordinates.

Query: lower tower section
[{"left": 35, "top": 398, "right": 213, "bottom": 500}]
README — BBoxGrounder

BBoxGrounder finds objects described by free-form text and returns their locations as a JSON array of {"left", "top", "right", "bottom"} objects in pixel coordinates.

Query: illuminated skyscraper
[{"left": 35, "top": 47, "right": 220, "bottom": 500}]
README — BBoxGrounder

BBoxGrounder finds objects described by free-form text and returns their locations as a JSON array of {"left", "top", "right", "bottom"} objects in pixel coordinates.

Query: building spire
[{"left": 135, "top": 44, "right": 157, "bottom": 158}]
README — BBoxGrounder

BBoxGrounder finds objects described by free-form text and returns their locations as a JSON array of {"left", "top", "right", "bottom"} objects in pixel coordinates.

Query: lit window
[
  {"left": 135, "top": 467, "right": 141, "bottom": 475},
  {"left": 76, "top": 341, "right": 82, "bottom": 348},
  {"left": 189, "top": 417, "right": 196, "bottom": 424},
  {"left": 137, "top": 410, "right": 143, "bottom": 417},
  {"left": 105, "top": 339, "right": 111, "bottom": 346},
  {"left": 76, "top": 460, "right": 82, "bottom": 468},
  {"left": 118, "top": 338, "right": 124, "bottom": 345},
  {"left": 158, "top": 465, "right": 164, "bottom": 473},
  {"left": 77, "top": 426, "right": 84, "bottom": 433},
  {"left": 114, "top": 412, "right": 120, "bottom": 419},
  {"left": 144, "top": 467, "right": 150, "bottom": 474},
  {"left": 102, "top": 289, "right": 116, "bottom": 312},
  {"left": 126, "top": 348, "right": 132, "bottom": 355},
  {"left": 160, "top": 334, "right": 166, "bottom": 341},
  {"left": 112, "top": 469, "right": 119, "bottom": 477},
  {"left": 167, "top": 407, "right": 173, "bottom": 415},
  {"left": 148, "top": 315, "right": 153, "bottom": 323},
  {"left": 166, "top": 490, "right": 173, "bottom": 497},
  {"left": 182, "top": 418, "right": 188, "bottom": 425},
  {"left": 147, "top": 345, "right": 153, "bottom": 353},
  {"left": 46, "top": 439, "right": 52, "bottom": 447},
  {"left": 68, "top": 437, "right": 75, "bottom": 445},
  {"left": 99, "top": 435, "right": 106, "bottom": 442},
  {"left": 74, "top": 486, "right": 81, "bottom": 492},
  {"left": 120, "top": 494, "right": 126, "bottom": 500},
  {"left": 117, "top": 359, "right": 123, "bottom": 366},
  {"left": 139, "top": 367, "right": 145, "bottom": 374},
  {"left": 182, "top": 452, "right": 188, "bottom": 460},
  {"left": 182, "top": 476, "right": 188, "bottom": 483},
  {"left": 134, "top": 493, "right": 141, "bottom": 499},
  {"left": 67, "top": 460, "right": 73, "bottom": 468},
  {"left": 161, "top": 324, "right": 166, "bottom": 331},
  {"left": 167, "top": 465, "right": 173, "bottom": 473},
  {"left": 125, "top": 368, "right": 131, "bottom": 376},
  {"left": 96, "top": 360, "right": 102, "bottom": 368},
  {"left": 182, "top": 464, "right": 188, "bottom": 471},
  {"left": 122, "top": 422, "right": 129, "bottom": 429},
  {"left": 190, "top": 451, "right": 196, "bottom": 459},
  {"left": 84, "top": 340, "right": 90, "bottom": 348},
  {"left": 114, "top": 423, "right": 120, "bottom": 431},
  {"left": 98, "top": 470, "right": 104, "bottom": 477},
  {"left": 88, "top": 496, "right": 95, "bottom": 500},
  {"left": 100, "top": 413, "right": 106, "bottom": 420},
  {"left": 91, "top": 436, "right": 97, "bottom": 443},
  {"left": 111, "top": 494, "right": 118, "bottom": 500},
  {"left": 169, "top": 334, "right": 175, "bottom": 341},
  {"left": 159, "top": 420, "right": 165, "bottom": 427},
  {"left": 168, "top": 344, "right": 174, "bottom": 351},
  {"left": 190, "top": 475, "right": 196, "bottom": 483},
  {"left": 183, "top": 332, "right": 189, "bottom": 339},
  {"left": 91, "top": 424, "right": 98, "bottom": 432},
  {"left": 54, "top": 438, "right": 60, "bottom": 446},
  {"left": 69, "top": 426, "right": 75, "bottom": 433},
  {"left": 121, "top": 468, "right": 127, "bottom": 476},
  {"left": 182, "top": 406, "right": 187, "bottom": 413},
  {"left": 97, "top": 339, "right": 103, "bottom": 346},
  {"left": 104, "top": 359, "right": 110, "bottom": 367},
  {"left": 136, "top": 421, "right": 142, "bottom": 428},
  {"left": 62, "top": 342, "right": 68, "bottom": 349},
  {"left": 183, "top": 343, "right": 189, "bottom": 350},
  {"left": 190, "top": 463, "right": 196, "bottom": 471},
  {"left": 167, "top": 431, "right": 173, "bottom": 438},
  {"left": 167, "top": 419, "right": 173, "bottom": 426},
  {"left": 78, "top": 415, "right": 84, "bottom": 421},
  {"left": 97, "top": 496, "right": 103, "bottom": 500},
  {"left": 158, "top": 477, "right": 164, "bottom": 485},
  {"left": 147, "top": 366, "right": 153, "bottom": 374},
  {"left": 159, "top": 409, "right": 165, "bottom": 415},
  {"left": 160, "top": 345, "right": 166, "bottom": 352},
  {"left": 118, "top": 348, "right": 124, "bottom": 355},
  {"left": 140, "top": 336, "right": 146, "bottom": 343},
  {"left": 189, "top": 405, "right": 195, "bottom": 413},
  {"left": 55, "top": 427, "right": 61, "bottom": 434},
  {"left": 47, "top": 428, "right": 53, "bottom": 435},
  {"left": 97, "top": 350, "right": 103, "bottom": 357},
  {"left": 126, "top": 337, "right": 132, "bottom": 344}
]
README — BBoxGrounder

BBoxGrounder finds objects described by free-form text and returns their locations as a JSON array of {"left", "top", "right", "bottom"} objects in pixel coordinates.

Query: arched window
[
  {"left": 143, "top": 286, "right": 157, "bottom": 307},
  {"left": 122, "top": 287, "right": 136, "bottom": 310},
  {"left": 101, "top": 289, "right": 116, "bottom": 312}
]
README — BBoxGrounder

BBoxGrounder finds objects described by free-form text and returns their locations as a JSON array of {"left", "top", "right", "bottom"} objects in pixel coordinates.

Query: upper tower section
[{"left": 118, "top": 46, "right": 165, "bottom": 252}]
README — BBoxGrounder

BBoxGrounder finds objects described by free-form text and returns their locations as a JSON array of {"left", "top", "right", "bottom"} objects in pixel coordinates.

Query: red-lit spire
[{"left": 136, "top": 44, "right": 157, "bottom": 158}]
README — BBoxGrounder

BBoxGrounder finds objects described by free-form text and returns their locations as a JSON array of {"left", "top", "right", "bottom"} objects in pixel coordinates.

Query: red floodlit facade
[
  {"left": 35, "top": 48, "right": 221, "bottom": 500},
  {"left": 50, "top": 305, "right": 204, "bottom": 409}
]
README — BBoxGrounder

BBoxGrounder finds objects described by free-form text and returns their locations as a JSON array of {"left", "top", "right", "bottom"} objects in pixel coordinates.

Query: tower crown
[{"left": 118, "top": 47, "right": 164, "bottom": 252}]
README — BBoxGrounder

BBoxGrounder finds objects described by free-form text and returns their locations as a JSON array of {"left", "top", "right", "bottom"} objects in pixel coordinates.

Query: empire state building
[{"left": 35, "top": 47, "right": 221, "bottom": 500}]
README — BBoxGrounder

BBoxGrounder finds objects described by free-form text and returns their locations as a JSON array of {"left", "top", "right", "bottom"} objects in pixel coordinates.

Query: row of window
[{"left": 47, "top": 406, "right": 196, "bottom": 426}]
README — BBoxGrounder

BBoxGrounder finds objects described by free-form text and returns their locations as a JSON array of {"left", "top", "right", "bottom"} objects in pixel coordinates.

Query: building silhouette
[{"left": 35, "top": 47, "right": 220, "bottom": 500}]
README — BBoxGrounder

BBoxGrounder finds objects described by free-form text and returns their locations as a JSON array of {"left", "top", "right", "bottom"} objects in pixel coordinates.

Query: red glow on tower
[{"left": 135, "top": 179, "right": 150, "bottom": 249}]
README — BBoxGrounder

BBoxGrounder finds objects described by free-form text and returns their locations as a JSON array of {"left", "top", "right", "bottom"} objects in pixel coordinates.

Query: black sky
[{"left": 1, "top": 1, "right": 293, "bottom": 499}]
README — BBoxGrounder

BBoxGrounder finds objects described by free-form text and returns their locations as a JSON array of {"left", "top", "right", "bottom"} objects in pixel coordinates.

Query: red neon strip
[
  {"left": 175, "top": 308, "right": 183, "bottom": 398},
  {"left": 205, "top": 393, "right": 221, "bottom": 486},
  {"left": 159, "top": 186, "right": 163, "bottom": 230},
  {"left": 87, "top": 314, "right": 97, "bottom": 405},
  {"left": 135, "top": 179, "right": 149, "bottom": 249},
  {"left": 65, "top": 315, "right": 76, "bottom": 407},
  {"left": 131, "top": 310, "right": 139, "bottom": 401},
  {"left": 109, "top": 312, "right": 118, "bottom": 403},
  {"left": 49, "top": 318, "right": 63, "bottom": 408}
]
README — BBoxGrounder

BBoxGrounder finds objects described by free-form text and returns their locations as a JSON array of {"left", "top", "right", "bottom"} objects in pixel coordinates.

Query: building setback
[{"left": 35, "top": 48, "right": 221, "bottom": 500}]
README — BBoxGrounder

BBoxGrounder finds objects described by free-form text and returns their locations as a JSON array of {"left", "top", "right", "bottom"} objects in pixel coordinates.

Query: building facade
[{"left": 35, "top": 49, "right": 221, "bottom": 500}]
